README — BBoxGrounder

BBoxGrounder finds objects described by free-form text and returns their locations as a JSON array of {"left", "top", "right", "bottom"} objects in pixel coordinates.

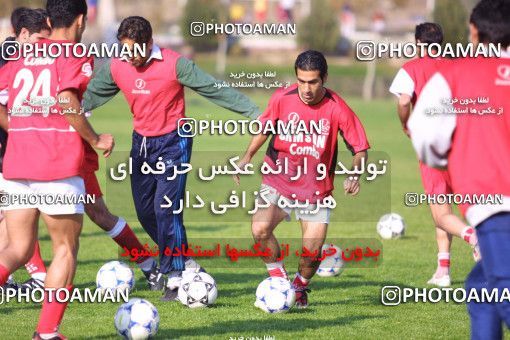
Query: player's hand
[
  {"left": 233, "top": 156, "right": 252, "bottom": 186},
  {"left": 94, "top": 134, "right": 115, "bottom": 158},
  {"left": 344, "top": 176, "right": 360, "bottom": 196}
]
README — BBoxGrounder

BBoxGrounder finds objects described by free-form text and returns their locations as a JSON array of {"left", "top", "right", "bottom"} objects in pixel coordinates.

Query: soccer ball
[
  {"left": 316, "top": 244, "right": 344, "bottom": 277},
  {"left": 377, "top": 213, "right": 406, "bottom": 239},
  {"left": 96, "top": 261, "right": 134, "bottom": 294},
  {"left": 114, "top": 298, "right": 159, "bottom": 340},
  {"left": 177, "top": 272, "right": 218, "bottom": 308},
  {"left": 255, "top": 277, "right": 295, "bottom": 313}
]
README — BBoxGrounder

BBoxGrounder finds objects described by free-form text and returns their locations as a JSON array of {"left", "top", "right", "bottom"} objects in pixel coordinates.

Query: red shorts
[
  {"left": 81, "top": 171, "right": 103, "bottom": 198},
  {"left": 419, "top": 161, "right": 452, "bottom": 195}
]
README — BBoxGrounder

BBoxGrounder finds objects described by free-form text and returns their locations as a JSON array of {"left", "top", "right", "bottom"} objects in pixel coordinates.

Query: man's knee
[
  {"left": 252, "top": 222, "right": 273, "bottom": 240},
  {"left": 52, "top": 242, "right": 79, "bottom": 263}
]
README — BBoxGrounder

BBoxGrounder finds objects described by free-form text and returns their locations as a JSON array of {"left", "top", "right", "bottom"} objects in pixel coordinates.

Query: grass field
[{"left": 1, "top": 90, "right": 482, "bottom": 339}]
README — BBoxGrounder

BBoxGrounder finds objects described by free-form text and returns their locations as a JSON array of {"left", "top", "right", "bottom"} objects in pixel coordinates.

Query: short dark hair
[
  {"left": 117, "top": 16, "right": 153, "bottom": 44},
  {"left": 14, "top": 9, "right": 51, "bottom": 37},
  {"left": 294, "top": 50, "right": 328, "bottom": 81},
  {"left": 10, "top": 7, "right": 31, "bottom": 31},
  {"left": 470, "top": 0, "right": 510, "bottom": 47},
  {"left": 415, "top": 22, "right": 443, "bottom": 45},
  {"left": 46, "top": 0, "right": 87, "bottom": 29}
]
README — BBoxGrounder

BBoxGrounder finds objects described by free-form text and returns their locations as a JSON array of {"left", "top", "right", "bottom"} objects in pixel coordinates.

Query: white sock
[{"left": 39, "top": 333, "right": 59, "bottom": 339}]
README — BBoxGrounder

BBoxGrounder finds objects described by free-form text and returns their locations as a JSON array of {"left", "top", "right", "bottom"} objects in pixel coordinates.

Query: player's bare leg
[
  {"left": 34, "top": 213, "right": 82, "bottom": 339},
  {"left": 0, "top": 215, "right": 16, "bottom": 287},
  {"left": 251, "top": 204, "right": 289, "bottom": 279},
  {"left": 428, "top": 224, "right": 452, "bottom": 287},
  {"left": 0, "top": 209, "right": 39, "bottom": 284},
  {"left": 427, "top": 203, "right": 478, "bottom": 286},
  {"left": 292, "top": 220, "right": 328, "bottom": 308},
  {"left": 85, "top": 197, "right": 162, "bottom": 290}
]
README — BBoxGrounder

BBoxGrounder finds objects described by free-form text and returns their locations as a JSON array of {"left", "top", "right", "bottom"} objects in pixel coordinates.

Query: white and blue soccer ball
[
  {"left": 317, "top": 244, "right": 344, "bottom": 277},
  {"left": 114, "top": 298, "right": 159, "bottom": 340},
  {"left": 177, "top": 272, "right": 218, "bottom": 308},
  {"left": 96, "top": 261, "right": 135, "bottom": 294},
  {"left": 255, "top": 277, "right": 295, "bottom": 313},
  {"left": 377, "top": 213, "right": 406, "bottom": 239}
]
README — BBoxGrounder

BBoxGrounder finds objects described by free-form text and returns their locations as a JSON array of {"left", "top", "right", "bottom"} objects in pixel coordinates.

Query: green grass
[{"left": 1, "top": 90, "right": 482, "bottom": 339}]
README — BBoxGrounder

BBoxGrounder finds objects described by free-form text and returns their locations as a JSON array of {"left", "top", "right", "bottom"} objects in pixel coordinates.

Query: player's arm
[
  {"left": 343, "top": 150, "right": 367, "bottom": 195},
  {"left": 0, "top": 89, "right": 8, "bottom": 131},
  {"left": 233, "top": 133, "right": 269, "bottom": 186},
  {"left": 397, "top": 94, "right": 412, "bottom": 136},
  {"left": 82, "top": 60, "right": 120, "bottom": 112},
  {"left": 389, "top": 68, "right": 415, "bottom": 137},
  {"left": 0, "top": 104, "right": 7, "bottom": 131},
  {"left": 338, "top": 101, "right": 371, "bottom": 196},
  {"left": 176, "top": 57, "right": 261, "bottom": 119},
  {"left": 59, "top": 89, "right": 114, "bottom": 157},
  {"left": 408, "top": 73, "right": 455, "bottom": 169}
]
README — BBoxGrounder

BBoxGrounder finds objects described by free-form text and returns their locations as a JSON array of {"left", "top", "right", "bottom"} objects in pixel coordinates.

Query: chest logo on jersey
[
  {"left": 496, "top": 65, "right": 510, "bottom": 86},
  {"left": 277, "top": 112, "right": 329, "bottom": 160},
  {"left": 132, "top": 78, "right": 150, "bottom": 94}
]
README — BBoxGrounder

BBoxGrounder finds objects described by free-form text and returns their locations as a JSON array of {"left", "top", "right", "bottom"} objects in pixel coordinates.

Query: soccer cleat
[
  {"left": 427, "top": 274, "right": 451, "bottom": 287},
  {"left": 1, "top": 280, "right": 19, "bottom": 297},
  {"left": 19, "top": 278, "right": 44, "bottom": 292},
  {"left": 143, "top": 266, "right": 166, "bottom": 291},
  {"left": 294, "top": 286, "right": 311, "bottom": 309},
  {"left": 32, "top": 332, "right": 67, "bottom": 340},
  {"left": 160, "top": 273, "right": 182, "bottom": 302}
]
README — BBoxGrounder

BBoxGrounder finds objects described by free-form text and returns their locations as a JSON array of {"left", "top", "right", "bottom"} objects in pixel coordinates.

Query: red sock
[
  {"left": 0, "top": 263, "right": 10, "bottom": 285},
  {"left": 25, "top": 241, "right": 47, "bottom": 276},
  {"left": 266, "top": 262, "right": 288, "bottom": 280},
  {"left": 36, "top": 285, "right": 72, "bottom": 334},
  {"left": 292, "top": 273, "right": 309, "bottom": 288},
  {"left": 112, "top": 222, "right": 148, "bottom": 264}
]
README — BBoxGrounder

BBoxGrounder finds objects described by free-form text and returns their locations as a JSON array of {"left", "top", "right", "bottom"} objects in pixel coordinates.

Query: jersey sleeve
[
  {"left": 338, "top": 101, "right": 370, "bottom": 155},
  {"left": 82, "top": 60, "right": 120, "bottom": 112},
  {"left": 408, "top": 72, "right": 456, "bottom": 168},
  {"left": 58, "top": 53, "right": 93, "bottom": 94},
  {"left": 176, "top": 56, "right": 261, "bottom": 119},
  {"left": 389, "top": 68, "right": 415, "bottom": 98}
]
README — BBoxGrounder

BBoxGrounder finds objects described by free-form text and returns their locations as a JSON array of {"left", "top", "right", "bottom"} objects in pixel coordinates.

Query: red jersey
[
  {"left": 259, "top": 84, "right": 370, "bottom": 203},
  {"left": 0, "top": 39, "right": 93, "bottom": 180},
  {"left": 409, "top": 53, "right": 510, "bottom": 226},
  {"left": 389, "top": 56, "right": 445, "bottom": 105},
  {"left": 110, "top": 48, "right": 184, "bottom": 137}
]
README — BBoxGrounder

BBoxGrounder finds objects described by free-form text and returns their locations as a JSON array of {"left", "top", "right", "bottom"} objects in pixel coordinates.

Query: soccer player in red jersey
[
  {"left": 0, "top": 1, "right": 114, "bottom": 339},
  {"left": 0, "top": 8, "right": 160, "bottom": 294},
  {"left": 235, "top": 50, "right": 370, "bottom": 308},
  {"left": 408, "top": 0, "right": 510, "bottom": 337},
  {"left": 389, "top": 23, "right": 479, "bottom": 287},
  {"left": 0, "top": 7, "right": 51, "bottom": 292}
]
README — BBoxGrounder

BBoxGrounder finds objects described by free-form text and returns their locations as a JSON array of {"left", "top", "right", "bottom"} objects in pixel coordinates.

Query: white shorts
[
  {"left": 0, "top": 173, "right": 85, "bottom": 215},
  {"left": 257, "top": 184, "right": 331, "bottom": 224}
]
